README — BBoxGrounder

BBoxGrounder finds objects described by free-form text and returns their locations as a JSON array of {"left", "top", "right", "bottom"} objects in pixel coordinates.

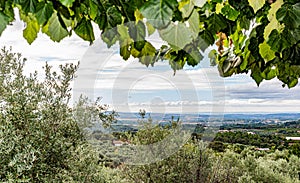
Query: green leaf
[
  {"left": 187, "top": 10, "right": 200, "bottom": 39},
  {"left": 127, "top": 21, "right": 146, "bottom": 51},
  {"left": 185, "top": 44, "right": 203, "bottom": 66},
  {"left": 207, "top": 13, "right": 227, "bottom": 33},
  {"left": 239, "top": 16, "right": 250, "bottom": 30},
  {"left": 139, "top": 42, "right": 157, "bottom": 67},
  {"left": 0, "top": 12, "right": 10, "bottom": 36},
  {"left": 128, "top": 21, "right": 146, "bottom": 43},
  {"left": 282, "top": 42, "right": 300, "bottom": 65},
  {"left": 217, "top": 56, "right": 235, "bottom": 77},
  {"left": 259, "top": 42, "right": 276, "bottom": 62},
  {"left": 192, "top": 0, "right": 207, "bottom": 7},
  {"left": 120, "top": 45, "right": 131, "bottom": 60},
  {"left": 22, "top": 14, "right": 39, "bottom": 44},
  {"left": 101, "top": 28, "right": 119, "bottom": 48},
  {"left": 215, "top": 3, "right": 224, "bottom": 14},
  {"left": 146, "top": 22, "right": 155, "bottom": 36},
  {"left": 240, "top": 50, "right": 253, "bottom": 71},
  {"left": 251, "top": 66, "right": 263, "bottom": 86},
  {"left": 167, "top": 50, "right": 187, "bottom": 71},
  {"left": 276, "top": 3, "right": 300, "bottom": 29},
  {"left": 117, "top": 24, "right": 132, "bottom": 43},
  {"left": 117, "top": 24, "right": 133, "bottom": 60},
  {"left": 288, "top": 78, "right": 298, "bottom": 88},
  {"left": 89, "top": 0, "right": 98, "bottom": 20},
  {"left": 267, "top": 30, "right": 282, "bottom": 52},
  {"left": 179, "top": 0, "right": 194, "bottom": 18},
  {"left": 264, "top": 0, "right": 284, "bottom": 39},
  {"left": 248, "top": 0, "right": 265, "bottom": 13},
  {"left": 208, "top": 49, "right": 217, "bottom": 66},
  {"left": 59, "top": 0, "right": 75, "bottom": 7},
  {"left": 35, "top": 2, "right": 54, "bottom": 25},
  {"left": 261, "top": 67, "right": 277, "bottom": 80},
  {"left": 267, "top": 0, "right": 284, "bottom": 21},
  {"left": 221, "top": 4, "right": 240, "bottom": 21},
  {"left": 3, "top": 1, "right": 15, "bottom": 22},
  {"left": 283, "top": 28, "right": 300, "bottom": 45},
  {"left": 267, "top": 29, "right": 290, "bottom": 52},
  {"left": 140, "top": 0, "right": 177, "bottom": 29},
  {"left": 264, "top": 19, "right": 284, "bottom": 40},
  {"left": 240, "top": 57, "right": 248, "bottom": 71},
  {"left": 15, "top": 0, "right": 38, "bottom": 14},
  {"left": 74, "top": 18, "right": 95, "bottom": 43},
  {"left": 159, "top": 22, "right": 194, "bottom": 50},
  {"left": 211, "top": 0, "right": 222, "bottom": 3},
  {"left": 42, "top": 13, "right": 69, "bottom": 42},
  {"left": 199, "top": 30, "right": 215, "bottom": 46},
  {"left": 107, "top": 6, "right": 123, "bottom": 27},
  {"left": 134, "top": 9, "right": 144, "bottom": 22}
]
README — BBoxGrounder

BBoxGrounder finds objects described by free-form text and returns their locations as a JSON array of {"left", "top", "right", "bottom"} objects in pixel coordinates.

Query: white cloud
[{"left": 1, "top": 13, "right": 300, "bottom": 113}]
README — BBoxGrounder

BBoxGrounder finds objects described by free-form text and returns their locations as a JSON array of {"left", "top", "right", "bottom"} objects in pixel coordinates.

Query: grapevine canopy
[{"left": 0, "top": 0, "right": 299, "bottom": 87}]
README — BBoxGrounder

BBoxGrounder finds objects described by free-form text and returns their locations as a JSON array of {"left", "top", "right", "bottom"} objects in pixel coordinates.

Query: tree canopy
[{"left": 0, "top": 0, "right": 299, "bottom": 87}]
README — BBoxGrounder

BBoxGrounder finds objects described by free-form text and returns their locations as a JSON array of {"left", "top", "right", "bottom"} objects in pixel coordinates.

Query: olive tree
[{"left": 0, "top": 47, "right": 119, "bottom": 182}]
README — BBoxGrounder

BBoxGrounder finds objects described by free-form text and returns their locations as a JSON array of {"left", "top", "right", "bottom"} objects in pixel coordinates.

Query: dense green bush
[{"left": 0, "top": 47, "right": 120, "bottom": 182}]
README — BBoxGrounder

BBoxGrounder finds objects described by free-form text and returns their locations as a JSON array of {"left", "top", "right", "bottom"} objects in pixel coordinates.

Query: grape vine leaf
[
  {"left": 59, "top": 0, "right": 75, "bottom": 7},
  {"left": 206, "top": 13, "right": 227, "bottom": 33},
  {"left": 192, "top": 0, "right": 207, "bottom": 7},
  {"left": 251, "top": 66, "right": 263, "bottom": 86},
  {"left": 261, "top": 67, "right": 277, "bottom": 80},
  {"left": 248, "top": 0, "right": 265, "bottom": 13},
  {"left": 259, "top": 42, "right": 276, "bottom": 62},
  {"left": 264, "top": 0, "right": 284, "bottom": 39},
  {"left": 140, "top": 0, "right": 177, "bottom": 29},
  {"left": 74, "top": 18, "right": 95, "bottom": 43},
  {"left": 118, "top": 24, "right": 133, "bottom": 60},
  {"left": 159, "top": 22, "right": 194, "bottom": 50},
  {"left": 14, "top": 0, "right": 38, "bottom": 14},
  {"left": 138, "top": 41, "right": 157, "bottom": 67},
  {"left": 267, "top": 29, "right": 296, "bottom": 53},
  {"left": 128, "top": 21, "right": 146, "bottom": 50},
  {"left": 179, "top": 0, "right": 194, "bottom": 18},
  {"left": 276, "top": 3, "right": 300, "bottom": 30},
  {"left": 221, "top": 4, "right": 239, "bottom": 21},
  {"left": 22, "top": 14, "right": 39, "bottom": 44},
  {"left": 0, "top": 12, "right": 10, "bottom": 36},
  {"left": 187, "top": 10, "right": 200, "bottom": 39},
  {"left": 35, "top": 2, "right": 54, "bottom": 25},
  {"left": 42, "top": 13, "right": 69, "bottom": 42}
]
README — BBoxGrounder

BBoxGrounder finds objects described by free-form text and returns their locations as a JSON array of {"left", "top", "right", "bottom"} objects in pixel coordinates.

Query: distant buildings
[
  {"left": 255, "top": 148, "right": 270, "bottom": 151},
  {"left": 286, "top": 137, "right": 300, "bottom": 141},
  {"left": 218, "top": 130, "right": 230, "bottom": 133},
  {"left": 112, "top": 140, "right": 130, "bottom": 146}
]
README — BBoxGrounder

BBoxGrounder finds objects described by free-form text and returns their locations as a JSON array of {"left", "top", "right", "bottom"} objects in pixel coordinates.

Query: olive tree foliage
[
  {"left": 0, "top": 0, "right": 299, "bottom": 87},
  {"left": 122, "top": 123, "right": 214, "bottom": 183},
  {"left": 0, "top": 47, "right": 120, "bottom": 182},
  {"left": 122, "top": 134, "right": 300, "bottom": 183},
  {"left": 118, "top": 114, "right": 300, "bottom": 183}
]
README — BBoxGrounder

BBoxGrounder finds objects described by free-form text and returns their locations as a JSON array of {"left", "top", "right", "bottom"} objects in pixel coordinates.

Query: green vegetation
[
  {"left": 1, "top": 48, "right": 300, "bottom": 182},
  {"left": 1, "top": 0, "right": 300, "bottom": 87},
  {"left": 0, "top": 48, "right": 119, "bottom": 182},
  {"left": 118, "top": 118, "right": 300, "bottom": 183}
]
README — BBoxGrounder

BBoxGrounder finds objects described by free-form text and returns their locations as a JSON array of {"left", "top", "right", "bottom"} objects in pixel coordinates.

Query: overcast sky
[{"left": 1, "top": 15, "right": 300, "bottom": 114}]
